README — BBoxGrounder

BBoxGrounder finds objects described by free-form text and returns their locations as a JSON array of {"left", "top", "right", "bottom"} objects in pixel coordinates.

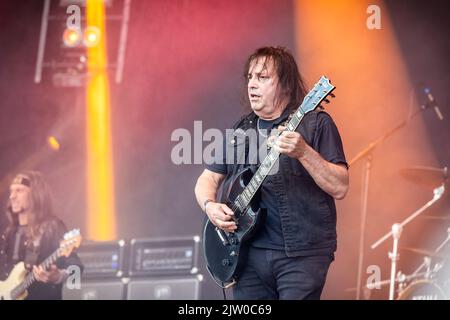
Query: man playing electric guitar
[
  {"left": 195, "top": 47, "right": 349, "bottom": 299},
  {"left": 0, "top": 171, "right": 83, "bottom": 299}
]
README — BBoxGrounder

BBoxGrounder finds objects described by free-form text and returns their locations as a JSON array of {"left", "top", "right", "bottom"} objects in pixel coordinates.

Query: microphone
[{"left": 423, "top": 87, "right": 444, "bottom": 120}]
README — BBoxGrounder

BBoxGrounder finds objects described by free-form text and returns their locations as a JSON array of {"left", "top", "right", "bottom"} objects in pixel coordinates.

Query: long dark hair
[
  {"left": 5, "top": 171, "right": 56, "bottom": 240},
  {"left": 242, "top": 46, "right": 308, "bottom": 112}
]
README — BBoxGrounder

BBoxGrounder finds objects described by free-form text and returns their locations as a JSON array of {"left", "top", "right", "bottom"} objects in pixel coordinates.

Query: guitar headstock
[
  {"left": 297, "top": 76, "right": 336, "bottom": 116},
  {"left": 59, "top": 229, "right": 82, "bottom": 257}
]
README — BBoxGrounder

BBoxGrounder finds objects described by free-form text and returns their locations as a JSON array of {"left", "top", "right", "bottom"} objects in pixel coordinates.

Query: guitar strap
[
  {"left": 24, "top": 247, "right": 39, "bottom": 271},
  {"left": 228, "top": 111, "right": 295, "bottom": 171},
  {"left": 219, "top": 110, "right": 296, "bottom": 201},
  {"left": 0, "top": 232, "right": 7, "bottom": 277},
  {"left": 0, "top": 227, "right": 41, "bottom": 273},
  {"left": 23, "top": 233, "right": 42, "bottom": 271},
  {"left": 12, "top": 226, "right": 26, "bottom": 261},
  {"left": 230, "top": 113, "right": 257, "bottom": 174},
  {"left": 249, "top": 111, "right": 294, "bottom": 170}
]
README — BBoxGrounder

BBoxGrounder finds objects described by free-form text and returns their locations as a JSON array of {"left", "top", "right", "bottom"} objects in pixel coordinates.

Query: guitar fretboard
[
  {"left": 232, "top": 76, "right": 334, "bottom": 213},
  {"left": 10, "top": 247, "right": 63, "bottom": 300},
  {"left": 234, "top": 110, "right": 306, "bottom": 211}
]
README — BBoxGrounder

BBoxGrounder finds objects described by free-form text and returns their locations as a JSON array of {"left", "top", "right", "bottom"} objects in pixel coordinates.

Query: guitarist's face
[
  {"left": 247, "top": 57, "right": 287, "bottom": 120},
  {"left": 9, "top": 183, "right": 31, "bottom": 214}
]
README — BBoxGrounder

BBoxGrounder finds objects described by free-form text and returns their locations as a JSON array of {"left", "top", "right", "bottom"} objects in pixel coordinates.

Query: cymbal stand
[
  {"left": 411, "top": 227, "right": 450, "bottom": 277},
  {"left": 371, "top": 184, "right": 445, "bottom": 299},
  {"left": 388, "top": 224, "right": 402, "bottom": 300}
]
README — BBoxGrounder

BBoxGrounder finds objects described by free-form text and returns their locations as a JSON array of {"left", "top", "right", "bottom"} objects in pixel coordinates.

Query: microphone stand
[{"left": 350, "top": 105, "right": 428, "bottom": 300}]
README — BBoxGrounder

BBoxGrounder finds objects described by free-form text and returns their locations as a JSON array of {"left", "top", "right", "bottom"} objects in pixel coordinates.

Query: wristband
[{"left": 203, "top": 199, "right": 214, "bottom": 212}]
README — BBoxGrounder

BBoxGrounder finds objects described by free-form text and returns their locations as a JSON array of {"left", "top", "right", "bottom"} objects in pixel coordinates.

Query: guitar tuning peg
[
  {"left": 324, "top": 99, "right": 330, "bottom": 104},
  {"left": 329, "top": 93, "right": 335, "bottom": 98}
]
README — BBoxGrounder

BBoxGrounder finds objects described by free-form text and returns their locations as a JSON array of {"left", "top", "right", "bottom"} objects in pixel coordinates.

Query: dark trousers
[{"left": 233, "top": 247, "right": 334, "bottom": 300}]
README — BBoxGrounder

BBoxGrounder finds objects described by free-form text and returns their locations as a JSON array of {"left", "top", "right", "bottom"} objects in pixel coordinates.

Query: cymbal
[
  {"left": 400, "top": 246, "right": 449, "bottom": 259},
  {"left": 399, "top": 166, "right": 448, "bottom": 187}
]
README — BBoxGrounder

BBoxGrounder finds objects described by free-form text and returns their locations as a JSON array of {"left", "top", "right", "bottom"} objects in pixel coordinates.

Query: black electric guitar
[
  {"left": 0, "top": 229, "right": 82, "bottom": 300},
  {"left": 202, "top": 76, "right": 336, "bottom": 286}
]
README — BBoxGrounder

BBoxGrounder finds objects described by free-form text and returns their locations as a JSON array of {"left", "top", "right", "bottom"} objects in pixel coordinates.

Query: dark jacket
[{"left": 218, "top": 108, "right": 347, "bottom": 257}]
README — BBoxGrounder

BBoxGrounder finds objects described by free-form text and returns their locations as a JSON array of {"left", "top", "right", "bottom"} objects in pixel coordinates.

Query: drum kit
[
  {"left": 395, "top": 231, "right": 450, "bottom": 300},
  {"left": 351, "top": 165, "right": 450, "bottom": 300}
]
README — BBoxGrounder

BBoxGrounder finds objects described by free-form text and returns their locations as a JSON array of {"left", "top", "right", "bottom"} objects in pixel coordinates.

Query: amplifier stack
[{"left": 63, "top": 235, "right": 202, "bottom": 300}]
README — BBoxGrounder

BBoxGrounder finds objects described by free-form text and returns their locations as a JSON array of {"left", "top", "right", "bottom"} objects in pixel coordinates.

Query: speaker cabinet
[
  {"left": 63, "top": 279, "right": 126, "bottom": 300},
  {"left": 127, "top": 275, "right": 202, "bottom": 300}
]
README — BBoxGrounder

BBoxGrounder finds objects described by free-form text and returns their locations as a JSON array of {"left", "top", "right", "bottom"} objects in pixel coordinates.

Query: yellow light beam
[{"left": 86, "top": 0, "right": 116, "bottom": 240}]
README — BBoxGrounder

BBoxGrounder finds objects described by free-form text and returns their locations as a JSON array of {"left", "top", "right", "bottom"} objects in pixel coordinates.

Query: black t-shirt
[{"left": 206, "top": 111, "right": 347, "bottom": 250}]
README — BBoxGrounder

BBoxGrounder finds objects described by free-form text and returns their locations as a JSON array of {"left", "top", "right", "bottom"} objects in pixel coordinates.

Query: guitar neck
[
  {"left": 235, "top": 111, "right": 307, "bottom": 211},
  {"left": 232, "top": 75, "right": 335, "bottom": 213},
  {"left": 11, "top": 247, "right": 63, "bottom": 299}
]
